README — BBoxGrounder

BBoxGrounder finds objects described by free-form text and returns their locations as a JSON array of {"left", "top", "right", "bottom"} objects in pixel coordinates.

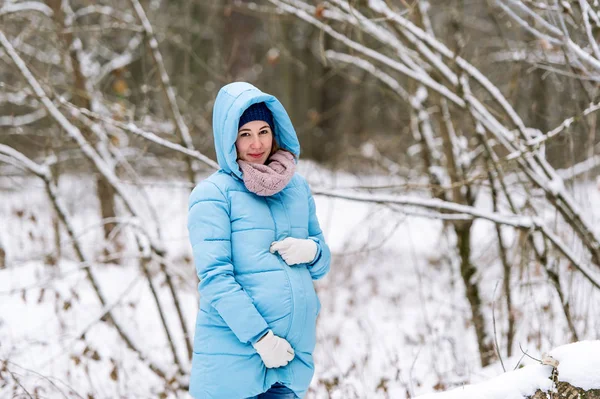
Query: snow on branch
[
  {"left": 539, "top": 224, "right": 600, "bottom": 290},
  {"left": 460, "top": 75, "right": 600, "bottom": 261},
  {"left": 313, "top": 188, "right": 536, "bottom": 228},
  {"left": 0, "top": 144, "right": 49, "bottom": 177},
  {"left": 494, "top": 1, "right": 564, "bottom": 53},
  {"left": 73, "top": 5, "right": 136, "bottom": 24},
  {"left": 92, "top": 35, "right": 143, "bottom": 86},
  {"left": 0, "top": 108, "right": 46, "bottom": 127},
  {"left": 499, "top": 0, "right": 600, "bottom": 72},
  {"left": 0, "top": 32, "right": 87, "bottom": 144},
  {"left": 129, "top": 0, "right": 195, "bottom": 152},
  {"left": 506, "top": 0, "right": 562, "bottom": 35},
  {"left": 324, "top": 50, "right": 447, "bottom": 179},
  {"left": 325, "top": 51, "right": 412, "bottom": 105},
  {"left": 326, "top": 0, "right": 432, "bottom": 77},
  {"left": 0, "top": 89, "right": 39, "bottom": 107},
  {"left": 313, "top": 188, "right": 600, "bottom": 289},
  {"left": 566, "top": 37, "right": 600, "bottom": 72},
  {"left": 369, "top": 1, "right": 535, "bottom": 139},
  {"left": 0, "top": 1, "right": 53, "bottom": 17},
  {"left": 507, "top": 100, "right": 600, "bottom": 160},
  {"left": 578, "top": 0, "right": 600, "bottom": 61},
  {"left": 490, "top": 48, "right": 567, "bottom": 65},
  {"left": 521, "top": 0, "right": 559, "bottom": 11},
  {"left": 59, "top": 99, "right": 219, "bottom": 170},
  {"left": 556, "top": 154, "right": 600, "bottom": 181},
  {"left": 9, "top": 40, "right": 61, "bottom": 66}
]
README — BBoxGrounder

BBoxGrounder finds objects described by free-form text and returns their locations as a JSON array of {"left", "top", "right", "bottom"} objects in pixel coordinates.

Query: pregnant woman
[{"left": 187, "top": 82, "right": 331, "bottom": 399}]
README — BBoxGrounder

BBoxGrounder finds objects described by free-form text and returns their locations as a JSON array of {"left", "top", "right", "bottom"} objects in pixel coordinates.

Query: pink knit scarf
[{"left": 238, "top": 150, "right": 296, "bottom": 196}]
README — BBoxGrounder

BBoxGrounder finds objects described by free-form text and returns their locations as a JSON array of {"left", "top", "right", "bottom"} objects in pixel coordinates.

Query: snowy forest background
[{"left": 1, "top": 0, "right": 600, "bottom": 398}]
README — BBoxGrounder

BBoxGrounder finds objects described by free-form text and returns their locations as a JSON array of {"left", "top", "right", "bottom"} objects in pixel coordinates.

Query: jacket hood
[{"left": 212, "top": 82, "right": 301, "bottom": 178}]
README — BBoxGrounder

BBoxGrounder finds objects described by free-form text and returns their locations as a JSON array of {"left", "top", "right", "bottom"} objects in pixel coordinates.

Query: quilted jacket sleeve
[
  {"left": 304, "top": 181, "right": 331, "bottom": 280},
  {"left": 188, "top": 180, "right": 269, "bottom": 345}
]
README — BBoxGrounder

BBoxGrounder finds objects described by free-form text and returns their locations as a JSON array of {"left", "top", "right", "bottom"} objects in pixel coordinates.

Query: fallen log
[{"left": 530, "top": 381, "right": 600, "bottom": 399}]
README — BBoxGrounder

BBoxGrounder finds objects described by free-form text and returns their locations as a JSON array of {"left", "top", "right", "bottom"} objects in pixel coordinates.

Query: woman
[{"left": 187, "top": 82, "right": 331, "bottom": 399}]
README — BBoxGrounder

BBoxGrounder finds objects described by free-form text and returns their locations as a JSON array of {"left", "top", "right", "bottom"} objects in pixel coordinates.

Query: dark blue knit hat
[{"left": 238, "top": 102, "right": 275, "bottom": 132}]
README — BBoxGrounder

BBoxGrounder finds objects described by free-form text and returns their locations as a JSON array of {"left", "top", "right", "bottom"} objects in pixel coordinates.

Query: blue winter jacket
[{"left": 187, "top": 82, "right": 331, "bottom": 399}]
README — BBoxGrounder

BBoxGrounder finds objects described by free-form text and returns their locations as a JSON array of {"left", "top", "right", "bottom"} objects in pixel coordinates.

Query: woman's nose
[{"left": 250, "top": 136, "right": 261, "bottom": 148}]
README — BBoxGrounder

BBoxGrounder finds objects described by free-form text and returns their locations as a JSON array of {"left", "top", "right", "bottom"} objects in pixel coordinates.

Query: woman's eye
[
  {"left": 239, "top": 132, "right": 249, "bottom": 137},
  {"left": 259, "top": 130, "right": 269, "bottom": 135}
]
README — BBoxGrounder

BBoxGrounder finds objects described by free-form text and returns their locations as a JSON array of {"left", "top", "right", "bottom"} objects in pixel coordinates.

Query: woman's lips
[{"left": 249, "top": 153, "right": 264, "bottom": 158}]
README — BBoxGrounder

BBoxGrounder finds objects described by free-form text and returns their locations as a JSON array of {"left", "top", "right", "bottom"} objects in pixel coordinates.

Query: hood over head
[{"left": 212, "top": 82, "right": 300, "bottom": 178}]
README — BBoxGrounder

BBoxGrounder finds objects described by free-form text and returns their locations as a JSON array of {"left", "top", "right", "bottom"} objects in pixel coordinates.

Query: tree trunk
[
  {"left": 223, "top": 1, "right": 260, "bottom": 80},
  {"left": 456, "top": 223, "right": 496, "bottom": 367},
  {"left": 0, "top": 237, "right": 5, "bottom": 269}
]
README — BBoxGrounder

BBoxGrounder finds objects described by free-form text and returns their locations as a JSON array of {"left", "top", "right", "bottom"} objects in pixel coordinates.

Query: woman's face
[{"left": 236, "top": 120, "right": 273, "bottom": 164}]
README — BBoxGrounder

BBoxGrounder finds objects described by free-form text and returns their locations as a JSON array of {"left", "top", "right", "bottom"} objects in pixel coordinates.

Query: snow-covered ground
[{"left": 1, "top": 161, "right": 599, "bottom": 398}]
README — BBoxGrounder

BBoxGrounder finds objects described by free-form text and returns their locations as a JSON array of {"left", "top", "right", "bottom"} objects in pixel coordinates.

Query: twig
[
  {"left": 3, "top": 368, "right": 35, "bottom": 399},
  {"left": 134, "top": 235, "right": 184, "bottom": 372},
  {"left": 518, "top": 343, "right": 541, "bottom": 362},
  {"left": 492, "top": 281, "right": 507, "bottom": 372}
]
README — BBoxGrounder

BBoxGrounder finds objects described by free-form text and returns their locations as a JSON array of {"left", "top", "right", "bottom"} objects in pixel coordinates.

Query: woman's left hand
[{"left": 270, "top": 237, "right": 317, "bottom": 266}]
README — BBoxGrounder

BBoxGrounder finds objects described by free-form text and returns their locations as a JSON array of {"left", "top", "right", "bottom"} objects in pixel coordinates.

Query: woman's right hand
[
  {"left": 270, "top": 237, "right": 318, "bottom": 265},
  {"left": 252, "top": 330, "right": 295, "bottom": 368}
]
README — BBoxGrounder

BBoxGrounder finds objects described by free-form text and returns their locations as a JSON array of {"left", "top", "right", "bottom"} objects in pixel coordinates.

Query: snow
[
  {"left": 415, "top": 85, "right": 429, "bottom": 104},
  {"left": 368, "top": 0, "right": 386, "bottom": 13},
  {"left": 360, "top": 141, "right": 377, "bottom": 159},
  {"left": 267, "top": 47, "right": 280, "bottom": 60},
  {"left": 550, "top": 340, "right": 600, "bottom": 390},
  {"left": 547, "top": 175, "right": 565, "bottom": 196},
  {"left": 414, "top": 364, "right": 554, "bottom": 399}
]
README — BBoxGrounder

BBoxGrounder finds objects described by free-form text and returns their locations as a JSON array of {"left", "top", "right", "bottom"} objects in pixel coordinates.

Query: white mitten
[
  {"left": 270, "top": 237, "right": 318, "bottom": 266},
  {"left": 253, "top": 331, "right": 295, "bottom": 368}
]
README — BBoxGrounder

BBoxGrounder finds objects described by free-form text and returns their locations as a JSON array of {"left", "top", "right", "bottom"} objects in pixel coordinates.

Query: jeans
[{"left": 246, "top": 383, "right": 298, "bottom": 399}]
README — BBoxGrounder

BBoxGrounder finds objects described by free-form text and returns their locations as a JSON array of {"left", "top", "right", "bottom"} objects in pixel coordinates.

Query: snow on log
[{"left": 414, "top": 341, "right": 600, "bottom": 399}]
